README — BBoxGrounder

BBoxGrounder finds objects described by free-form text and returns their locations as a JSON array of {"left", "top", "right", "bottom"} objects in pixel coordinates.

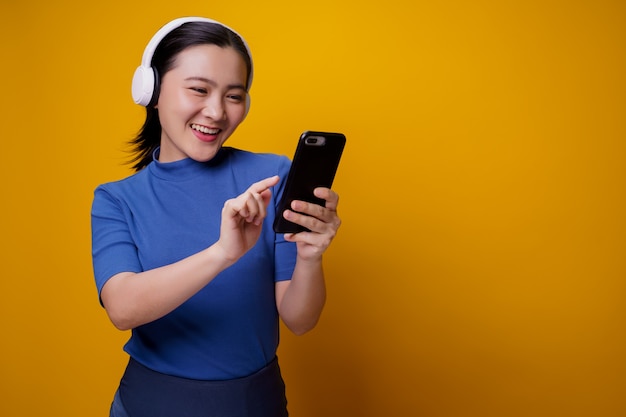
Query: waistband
[{"left": 119, "top": 356, "right": 287, "bottom": 417}]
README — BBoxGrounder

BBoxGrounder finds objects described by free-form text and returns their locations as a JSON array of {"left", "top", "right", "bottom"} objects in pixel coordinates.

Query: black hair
[{"left": 128, "top": 21, "right": 252, "bottom": 171}]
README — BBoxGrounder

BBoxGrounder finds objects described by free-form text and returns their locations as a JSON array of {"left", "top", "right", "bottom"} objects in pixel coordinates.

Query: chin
[{"left": 189, "top": 145, "right": 223, "bottom": 162}]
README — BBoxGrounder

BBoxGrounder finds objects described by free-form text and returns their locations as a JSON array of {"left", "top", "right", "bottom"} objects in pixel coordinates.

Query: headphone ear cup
[
  {"left": 243, "top": 93, "right": 251, "bottom": 119},
  {"left": 132, "top": 65, "right": 156, "bottom": 106}
]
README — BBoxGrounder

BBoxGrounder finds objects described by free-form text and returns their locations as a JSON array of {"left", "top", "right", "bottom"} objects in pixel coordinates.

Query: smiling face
[{"left": 155, "top": 44, "right": 249, "bottom": 163}]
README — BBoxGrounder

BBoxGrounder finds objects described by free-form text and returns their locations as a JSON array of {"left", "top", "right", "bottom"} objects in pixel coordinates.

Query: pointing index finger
[{"left": 249, "top": 175, "right": 280, "bottom": 193}]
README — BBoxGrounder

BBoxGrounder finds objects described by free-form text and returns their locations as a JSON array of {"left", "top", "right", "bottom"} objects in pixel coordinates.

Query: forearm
[
  {"left": 277, "top": 257, "right": 327, "bottom": 335},
  {"left": 101, "top": 243, "right": 233, "bottom": 330}
]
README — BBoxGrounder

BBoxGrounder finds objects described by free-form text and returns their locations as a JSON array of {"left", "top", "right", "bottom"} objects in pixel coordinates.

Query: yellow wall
[{"left": 1, "top": 0, "right": 624, "bottom": 415}]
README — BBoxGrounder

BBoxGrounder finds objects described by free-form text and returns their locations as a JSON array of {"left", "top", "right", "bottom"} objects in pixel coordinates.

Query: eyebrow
[{"left": 184, "top": 76, "right": 246, "bottom": 91}]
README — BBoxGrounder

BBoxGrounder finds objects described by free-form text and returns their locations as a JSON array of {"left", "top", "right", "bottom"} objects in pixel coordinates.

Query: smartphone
[{"left": 273, "top": 131, "right": 346, "bottom": 234}]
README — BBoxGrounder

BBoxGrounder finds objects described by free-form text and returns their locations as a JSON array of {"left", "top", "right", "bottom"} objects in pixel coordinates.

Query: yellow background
[{"left": 1, "top": 0, "right": 624, "bottom": 416}]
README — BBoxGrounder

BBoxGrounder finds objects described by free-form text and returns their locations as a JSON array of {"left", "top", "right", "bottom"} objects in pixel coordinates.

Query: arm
[
  {"left": 275, "top": 187, "right": 341, "bottom": 335},
  {"left": 101, "top": 176, "right": 280, "bottom": 330}
]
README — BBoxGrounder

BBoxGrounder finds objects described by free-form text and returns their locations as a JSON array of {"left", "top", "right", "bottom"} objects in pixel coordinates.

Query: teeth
[{"left": 191, "top": 124, "right": 219, "bottom": 135}]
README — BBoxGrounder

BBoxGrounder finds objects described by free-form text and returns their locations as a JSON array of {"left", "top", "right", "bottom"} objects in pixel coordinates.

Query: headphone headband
[{"left": 131, "top": 17, "right": 253, "bottom": 107}]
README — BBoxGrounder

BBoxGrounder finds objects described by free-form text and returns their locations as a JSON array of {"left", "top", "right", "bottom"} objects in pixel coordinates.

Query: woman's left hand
[{"left": 282, "top": 187, "right": 341, "bottom": 261}]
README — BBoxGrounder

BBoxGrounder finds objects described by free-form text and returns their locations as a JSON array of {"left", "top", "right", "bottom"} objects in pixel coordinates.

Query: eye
[
  {"left": 226, "top": 93, "right": 244, "bottom": 103},
  {"left": 190, "top": 87, "right": 207, "bottom": 94}
]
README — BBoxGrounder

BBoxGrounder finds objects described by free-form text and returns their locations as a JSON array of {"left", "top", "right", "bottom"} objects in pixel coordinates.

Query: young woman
[{"left": 91, "top": 17, "right": 341, "bottom": 417}]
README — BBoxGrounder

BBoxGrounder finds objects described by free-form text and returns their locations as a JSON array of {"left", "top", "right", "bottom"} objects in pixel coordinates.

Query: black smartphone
[{"left": 273, "top": 131, "right": 346, "bottom": 234}]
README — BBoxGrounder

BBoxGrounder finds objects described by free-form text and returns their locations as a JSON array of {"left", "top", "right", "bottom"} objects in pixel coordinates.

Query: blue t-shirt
[{"left": 91, "top": 147, "right": 296, "bottom": 380}]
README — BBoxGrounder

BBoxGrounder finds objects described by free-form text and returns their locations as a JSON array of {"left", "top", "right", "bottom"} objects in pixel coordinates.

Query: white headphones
[{"left": 131, "top": 16, "right": 253, "bottom": 113}]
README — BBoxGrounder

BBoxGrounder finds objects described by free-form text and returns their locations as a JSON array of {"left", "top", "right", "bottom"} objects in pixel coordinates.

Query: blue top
[{"left": 91, "top": 147, "right": 297, "bottom": 380}]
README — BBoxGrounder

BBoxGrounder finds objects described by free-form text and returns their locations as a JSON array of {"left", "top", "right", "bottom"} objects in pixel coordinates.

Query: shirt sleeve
[
  {"left": 91, "top": 185, "right": 143, "bottom": 301},
  {"left": 273, "top": 156, "right": 297, "bottom": 282}
]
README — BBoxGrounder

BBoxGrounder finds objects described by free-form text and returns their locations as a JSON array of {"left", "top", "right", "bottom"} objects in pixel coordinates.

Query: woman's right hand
[{"left": 216, "top": 175, "right": 280, "bottom": 264}]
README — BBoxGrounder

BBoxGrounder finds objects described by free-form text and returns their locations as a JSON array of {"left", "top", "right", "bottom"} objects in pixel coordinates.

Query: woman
[{"left": 91, "top": 17, "right": 341, "bottom": 417}]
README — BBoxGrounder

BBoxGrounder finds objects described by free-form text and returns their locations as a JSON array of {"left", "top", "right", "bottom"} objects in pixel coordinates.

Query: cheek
[
  {"left": 158, "top": 82, "right": 189, "bottom": 109},
  {"left": 227, "top": 104, "right": 248, "bottom": 124},
  {"left": 160, "top": 97, "right": 196, "bottom": 124}
]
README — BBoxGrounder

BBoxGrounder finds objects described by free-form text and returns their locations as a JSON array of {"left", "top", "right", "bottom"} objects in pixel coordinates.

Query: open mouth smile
[{"left": 191, "top": 123, "right": 221, "bottom": 135}]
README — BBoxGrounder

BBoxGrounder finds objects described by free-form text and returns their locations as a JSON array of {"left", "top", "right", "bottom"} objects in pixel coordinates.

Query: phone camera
[{"left": 305, "top": 136, "right": 325, "bottom": 146}]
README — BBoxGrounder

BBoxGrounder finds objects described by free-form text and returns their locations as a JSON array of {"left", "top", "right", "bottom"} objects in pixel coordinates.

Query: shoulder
[
  {"left": 92, "top": 168, "right": 150, "bottom": 204},
  {"left": 223, "top": 147, "right": 291, "bottom": 176},
  {"left": 225, "top": 147, "right": 290, "bottom": 165}
]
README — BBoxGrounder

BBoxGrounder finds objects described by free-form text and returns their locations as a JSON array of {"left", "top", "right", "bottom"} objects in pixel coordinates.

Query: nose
[{"left": 202, "top": 96, "right": 226, "bottom": 120}]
